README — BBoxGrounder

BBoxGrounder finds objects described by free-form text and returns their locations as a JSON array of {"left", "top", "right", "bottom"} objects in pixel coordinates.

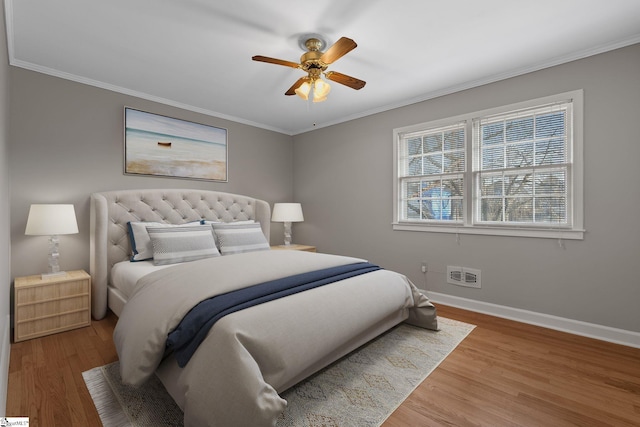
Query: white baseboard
[
  {"left": 426, "top": 291, "right": 640, "bottom": 349},
  {"left": 0, "top": 315, "right": 9, "bottom": 416}
]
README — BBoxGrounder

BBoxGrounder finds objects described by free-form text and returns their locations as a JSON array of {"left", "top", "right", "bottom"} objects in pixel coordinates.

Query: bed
[{"left": 90, "top": 188, "right": 438, "bottom": 427}]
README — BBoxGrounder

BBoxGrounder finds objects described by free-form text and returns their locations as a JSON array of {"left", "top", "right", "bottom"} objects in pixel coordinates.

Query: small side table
[
  {"left": 14, "top": 270, "right": 91, "bottom": 342},
  {"left": 271, "top": 244, "right": 316, "bottom": 252}
]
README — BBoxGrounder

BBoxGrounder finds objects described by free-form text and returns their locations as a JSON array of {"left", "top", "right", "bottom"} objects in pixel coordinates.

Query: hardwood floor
[
  {"left": 7, "top": 311, "right": 118, "bottom": 426},
  {"left": 384, "top": 306, "right": 640, "bottom": 427},
  {"left": 6, "top": 305, "right": 640, "bottom": 426}
]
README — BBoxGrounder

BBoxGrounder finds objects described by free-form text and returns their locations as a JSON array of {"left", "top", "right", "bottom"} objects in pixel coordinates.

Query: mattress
[{"left": 110, "top": 260, "right": 172, "bottom": 299}]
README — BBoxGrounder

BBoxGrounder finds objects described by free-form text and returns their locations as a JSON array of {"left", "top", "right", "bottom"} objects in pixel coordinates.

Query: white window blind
[
  {"left": 398, "top": 122, "right": 465, "bottom": 222},
  {"left": 474, "top": 101, "right": 572, "bottom": 226}
]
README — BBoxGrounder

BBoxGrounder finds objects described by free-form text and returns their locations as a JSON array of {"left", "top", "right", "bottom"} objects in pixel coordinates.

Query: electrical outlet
[{"left": 421, "top": 262, "right": 427, "bottom": 274}]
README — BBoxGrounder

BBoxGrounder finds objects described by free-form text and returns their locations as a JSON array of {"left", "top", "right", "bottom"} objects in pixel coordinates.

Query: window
[
  {"left": 393, "top": 90, "right": 584, "bottom": 239},
  {"left": 402, "top": 122, "right": 465, "bottom": 222}
]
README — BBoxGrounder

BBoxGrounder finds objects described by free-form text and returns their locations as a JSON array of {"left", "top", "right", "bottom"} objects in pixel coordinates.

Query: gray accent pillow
[
  {"left": 203, "top": 220, "right": 255, "bottom": 249},
  {"left": 212, "top": 222, "right": 270, "bottom": 255},
  {"left": 128, "top": 221, "right": 201, "bottom": 261},
  {"left": 147, "top": 225, "right": 220, "bottom": 265}
]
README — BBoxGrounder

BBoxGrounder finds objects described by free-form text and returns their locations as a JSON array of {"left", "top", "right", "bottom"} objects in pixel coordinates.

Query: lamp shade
[
  {"left": 313, "top": 79, "right": 331, "bottom": 103},
  {"left": 271, "top": 203, "right": 304, "bottom": 222},
  {"left": 295, "top": 82, "right": 311, "bottom": 100},
  {"left": 25, "top": 204, "right": 79, "bottom": 236}
]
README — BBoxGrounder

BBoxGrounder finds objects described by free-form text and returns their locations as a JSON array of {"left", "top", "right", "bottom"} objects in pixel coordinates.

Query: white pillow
[
  {"left": 212, "top": 222, "right": 270, "bottom": 255},
  {"left": 127, "top": 221, "right": 200, "bottom": 261},
  {"left": 147, "top": 225, "right": 220, "bottom": 266}
]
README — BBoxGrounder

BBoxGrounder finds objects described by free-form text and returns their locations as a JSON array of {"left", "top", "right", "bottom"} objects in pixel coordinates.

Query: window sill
[{"left": 392, "top": 222, "right": 584, "bottom": 240}]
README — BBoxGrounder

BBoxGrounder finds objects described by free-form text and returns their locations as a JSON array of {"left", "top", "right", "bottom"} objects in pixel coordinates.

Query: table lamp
[
  {"left": 271, "top": 203, "right": 304, "bottom": 246},
  {"left": 25, "top": 204, "right": 79, "bottom": 278}
]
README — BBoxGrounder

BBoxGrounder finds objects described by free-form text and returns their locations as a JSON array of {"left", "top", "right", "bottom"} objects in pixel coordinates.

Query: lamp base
[
  {"left": 283, "top": 221, "right": 293, "bottom": 246},
  {"left": 41, "top": 271, "right": 68, "bottom": 280},
  {"left": 45, "top": 234, "right": 64, "bottom": 279}
]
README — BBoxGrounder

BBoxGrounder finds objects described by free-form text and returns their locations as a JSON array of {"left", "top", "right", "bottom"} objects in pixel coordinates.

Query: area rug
[{"left": 83, "top": 317, "right": 474, "bottom": 427}]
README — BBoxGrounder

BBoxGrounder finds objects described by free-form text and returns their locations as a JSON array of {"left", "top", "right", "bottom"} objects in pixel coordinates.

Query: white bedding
[
  {"left": 110, "top": 260, "right": 172, "bottom": 299},
  {"left": 113, "top": 250, "right": 438, "bottom": 426}
]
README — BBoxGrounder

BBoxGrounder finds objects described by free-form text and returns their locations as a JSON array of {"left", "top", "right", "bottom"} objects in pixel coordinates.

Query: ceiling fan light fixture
[
  {"left": 314, "top": 78, "right": 331, "bottom": 99},
  {"left": 295, "top": 81, "right": 311, "bottom": 100}
]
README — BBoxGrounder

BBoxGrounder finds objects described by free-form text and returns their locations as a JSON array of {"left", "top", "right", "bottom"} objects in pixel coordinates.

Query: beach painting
[{"left": 124, "top": 108, "right": 227, "bottom": 181}]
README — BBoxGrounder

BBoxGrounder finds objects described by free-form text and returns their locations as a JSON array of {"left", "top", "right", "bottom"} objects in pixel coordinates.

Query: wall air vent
[
  {"left": 449, "top": 269, "right": 462, "bottom": 282},
  {"left": 447, "top": 266, "right": 481, "bottom": 288}
]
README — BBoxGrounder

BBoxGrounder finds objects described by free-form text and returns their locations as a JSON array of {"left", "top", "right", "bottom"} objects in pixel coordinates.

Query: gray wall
[
  {"left": 9, "top": 69, "right": 294, "bottom": 278},
  {"left": 292, "top": 44, "right": 640, "bottom": 333},
  {"left": 5, "top": 41, "right": 639, "bottom": 336},
  {"left": 0, "top": 0, "right": 10, "bottom": 415}
]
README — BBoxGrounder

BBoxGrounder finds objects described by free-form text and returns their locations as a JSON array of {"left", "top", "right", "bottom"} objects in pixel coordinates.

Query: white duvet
[{"left": 113, "top": 250, "right": 438, "bottom": 426}]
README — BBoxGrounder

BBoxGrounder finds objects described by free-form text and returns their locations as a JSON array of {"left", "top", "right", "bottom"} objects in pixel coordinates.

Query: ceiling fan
[{"left": 252, "top": 35, "right": 366, "bottom": 102}]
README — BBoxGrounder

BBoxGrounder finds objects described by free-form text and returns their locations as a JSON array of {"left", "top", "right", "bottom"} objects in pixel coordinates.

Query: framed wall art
[{"left": 124, "top": 107, "right": 228, "bottom": 181}]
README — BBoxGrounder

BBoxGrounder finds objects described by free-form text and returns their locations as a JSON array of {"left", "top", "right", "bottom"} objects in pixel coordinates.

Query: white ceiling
[{"left": 5, "top": 0, "right": 640, "bottom": 135}]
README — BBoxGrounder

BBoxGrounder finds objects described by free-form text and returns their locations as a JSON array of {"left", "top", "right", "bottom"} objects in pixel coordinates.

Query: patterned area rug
[{"left": 83, "top": 317, "right": 474, "bottom": 427}]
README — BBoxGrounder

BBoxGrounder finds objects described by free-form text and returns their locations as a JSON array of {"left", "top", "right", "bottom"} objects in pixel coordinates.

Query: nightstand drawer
[
  {"left": 15, "top": 310, "right": 90, "bottom": 342},
  {"left": 16, "top": 294, "right": 90, "bottom": 320},
  {"left": 15, "top": 279, "right": 89, "bottom": 305},
  {"left": 14, "top": 270, "right": 91, "bottom": 342}
]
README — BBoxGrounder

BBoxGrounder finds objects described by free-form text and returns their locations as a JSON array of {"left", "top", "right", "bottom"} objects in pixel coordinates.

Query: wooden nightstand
[
  {"left": 14, "top": 270, "right": 91, "bottom": 342},
  {"left": 271, "top": 244, "right": 316, "bottom": 252}
]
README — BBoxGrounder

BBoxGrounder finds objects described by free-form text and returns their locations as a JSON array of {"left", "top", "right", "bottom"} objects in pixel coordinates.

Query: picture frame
[{"left": 124, "top": 107, "right": 228, "bottom": 182}]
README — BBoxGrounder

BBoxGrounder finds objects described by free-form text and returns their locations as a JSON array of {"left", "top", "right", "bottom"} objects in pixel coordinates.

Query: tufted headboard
[{"left": 90, "top": 189, "right": 271, "bottom": 319}]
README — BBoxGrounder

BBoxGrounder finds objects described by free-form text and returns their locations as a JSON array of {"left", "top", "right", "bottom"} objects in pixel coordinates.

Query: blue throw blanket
[{"left": 167, "top": 262, "right": 381, "bottom": 367}]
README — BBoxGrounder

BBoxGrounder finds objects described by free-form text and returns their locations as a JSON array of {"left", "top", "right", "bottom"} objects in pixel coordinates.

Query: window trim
[{"left": 392, "top": 90, "right": 584, "bottom": 240}]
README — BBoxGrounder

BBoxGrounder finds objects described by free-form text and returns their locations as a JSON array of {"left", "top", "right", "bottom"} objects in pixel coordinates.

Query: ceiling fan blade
[
  {"left": 285, "top": 77, "right": 308, "bottom": 96},
  {"left": 325, "top": 71, "right": 366, "bottom": 90},
  {"left": 321, "top": 37, "right": 357, "bottom": 64},
  {"left": 252, "top": 55, "right": 300, "bottom": 69}
]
